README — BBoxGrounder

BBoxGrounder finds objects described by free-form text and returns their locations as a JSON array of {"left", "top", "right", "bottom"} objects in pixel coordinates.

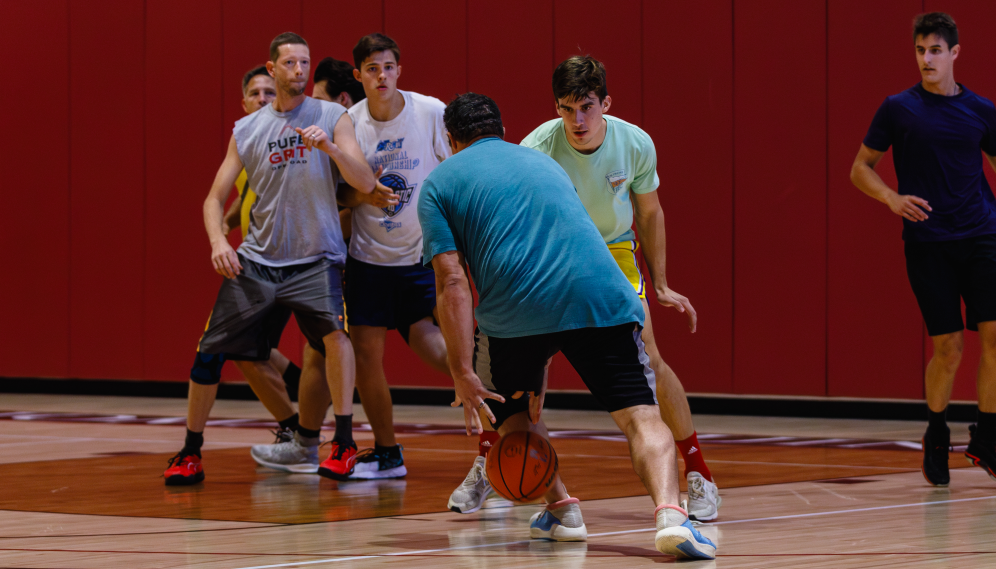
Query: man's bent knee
[{"left": 190, "top": 352, "right": 226, "bottom": 385}]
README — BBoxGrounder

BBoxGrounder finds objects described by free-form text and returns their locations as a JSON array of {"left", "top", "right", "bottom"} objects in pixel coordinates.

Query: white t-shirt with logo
[{"left": 347, "top": 90, "right": 450, "bottom": 266}]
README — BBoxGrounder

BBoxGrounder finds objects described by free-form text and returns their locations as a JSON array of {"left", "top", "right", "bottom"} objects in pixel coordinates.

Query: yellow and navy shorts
[{"left": 607, "top": 240, "right": 646, "bottom": 299}]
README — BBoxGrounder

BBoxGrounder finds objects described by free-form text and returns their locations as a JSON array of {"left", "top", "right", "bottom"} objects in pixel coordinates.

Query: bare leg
[
  {"left": 926, "top": 331, "right": 964, "bottom": 413},
  {"left": 297, "top": 343, "right": 332, "bottom": 431},
  {"left": 323, "top": 330, "right": 355, "bottom": 417},
  {"left": 351, "top": 325, "right": 396, "bottom": 447},
  {"left": 268, "top": 348, "right": 291, "bottom": 375},
  {"left": 610, "top": 404, "right": 679, "bottom": 507},
  {"left": 642, "top": 298, "right": 694, "bottom": 440},
  {"left": 977, "top": 322, "right": 996, "bottom": 413},
  {"left": 186, "top": 381, "right": 218, "bottom": 433},
  {"left": 496, "top": 411, "right": 570, "bottom": 504},
  {"left": 234, "top": 360, "right": 295, "bottom": 422},
  {"left": 408, "top": 317, "right": 450, "bottom": 374}
]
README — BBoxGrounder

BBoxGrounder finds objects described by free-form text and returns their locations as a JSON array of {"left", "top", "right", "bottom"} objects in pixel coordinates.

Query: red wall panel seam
[
  {"left": 141, "top": 0, "right": 148, "bottom": 379},
  {"left": 730, "top": 0, "right": 737, "bottom": 392},
  {"left": 66, "top": 0, "right": 73, "bottom": 375},
  {"left": 824, "top": 0, "right": 830, "bottom": 396}
]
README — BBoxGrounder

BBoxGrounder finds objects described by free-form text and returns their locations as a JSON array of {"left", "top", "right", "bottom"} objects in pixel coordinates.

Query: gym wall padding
[{"left": 3, "top": 0, "right": 995, "bottom": 403}]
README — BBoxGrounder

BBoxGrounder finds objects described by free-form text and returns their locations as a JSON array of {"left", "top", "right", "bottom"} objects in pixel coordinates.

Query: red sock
[
  {"left": 675, "top": 432, "right": 713, "bottom": 482},
  {"left": 479, "top": 431, "right": 501, "bottom": 457}
]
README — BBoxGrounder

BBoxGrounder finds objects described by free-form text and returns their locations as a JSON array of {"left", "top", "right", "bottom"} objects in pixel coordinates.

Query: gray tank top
[{"left": 234, "top": 97, "right": 348, "bottom": 267}]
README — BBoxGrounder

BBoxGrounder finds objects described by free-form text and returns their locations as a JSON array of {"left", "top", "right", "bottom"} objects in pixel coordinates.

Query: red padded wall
[
  {"left": 643, "top": 0, "right": 734, "bottom": 394},
  {"left": 0, "top": 2, "right": 71, "bottom": 378},
  {"left": 143, "top": 0, "right": 225, "bottom": 381},
  {"left": 302, "top": 0, "right": 382, "bottom": 68},
  {"left": 924, "top": 1, "right": 996, "bottom": 401},
  {"left": 468, "top": 0, "right": 555, "bottom": 145},
  {"left": 384, "top": 0, "right": 467, "bottom": 104},
  {"left": 68, "top": 0, "right": 146, "bottom": 379},
  {"left": 553, "top": 0, "right": 642, "bottom": 125},
  {"left": 733, "top": 0, "right": 827, "bottom": 396},
  {"left": 827, "top": 0, "right": 925, "bottom": 399}
]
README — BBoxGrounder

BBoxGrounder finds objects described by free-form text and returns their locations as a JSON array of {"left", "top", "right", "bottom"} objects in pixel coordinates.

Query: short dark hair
[
  {"left": 913, "top": 12, "right": 958, "bottom": 49},
  {"left": 269, "top": 32, "right": 308, "bottom": 62},
  {"left": 314, "top": 57, "right": 366, "bottom": 103},
  {"left": 552, "top": 55, "right": 608, "bottom": 103},
  {"left": 353, "top": 33, "right": 400, "bottom": 69},
  {"left": 443, "top": 93, "right": 504, "bottom": 145},
  {"left": 241, "top": 65, "right": 270, "bottom": 94}
]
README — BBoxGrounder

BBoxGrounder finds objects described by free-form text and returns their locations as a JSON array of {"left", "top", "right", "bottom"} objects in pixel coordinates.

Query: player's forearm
[
  {"left": 436, "top": 273, "right": 476, "bottom": 378},
  {"left": 635, "top": 209, "right": 669, "bottom": 291},
  {"left": 223, "top": 195, "right": 242, "bottom": 234},
  {"left": 850, "top": 160, "right": 898, "bottom": 205},
  {"left": 203, "top": 195, "right": 228, "bottom": 245},
  {"left": 326, "top": 147, "right": 375, "bottom": 194},
  {"left": 336, "top": 184, "right": 365, "bottom": 208}
]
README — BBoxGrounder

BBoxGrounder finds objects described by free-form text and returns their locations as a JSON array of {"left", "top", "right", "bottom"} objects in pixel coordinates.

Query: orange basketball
[{"left": 485, "top": 431, "right": 559, "bottom": 502}]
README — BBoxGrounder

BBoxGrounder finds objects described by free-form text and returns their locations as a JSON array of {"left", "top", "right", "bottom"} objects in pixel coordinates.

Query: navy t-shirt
[{"left": 863, "top": 83, "right": 996, "bottom": 242}]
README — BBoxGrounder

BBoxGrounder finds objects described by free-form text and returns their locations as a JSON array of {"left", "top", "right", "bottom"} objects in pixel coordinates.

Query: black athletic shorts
[
  {"left": 198, "top": 255, "right": 345, "bottom": 360},
  {"left": 905, "top": 233, "right": 996, "bottom": 336},
  {"left": 345, "top": 255, "right": 436, "bottom": 343},
  {"left": 474, "top": 322, "right": 658, "bottom": 428}
]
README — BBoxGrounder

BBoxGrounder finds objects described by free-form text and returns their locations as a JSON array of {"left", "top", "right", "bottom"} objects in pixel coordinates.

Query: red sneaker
[
  {"left": 318, "top": 440, "right": 357, "bottom": 480},
  {"left": 164, "top": 451, "right": 204, "bottom": 486}
]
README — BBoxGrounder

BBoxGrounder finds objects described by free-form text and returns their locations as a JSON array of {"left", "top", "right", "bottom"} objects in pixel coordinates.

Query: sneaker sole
[
  {"left": 530, "top": 523, "right": 588, "bottom": 542},
  {"left": 165, "top": 472, "right": 204, "bottom": 486},
  {"left": 318, "top": 466, "right": 353, "bottom": 481},
  {"left": 349, "top": 465, "right": 407, "bottom": 479},
  {"left": 655, "top": 527, "right": 716, "bottom": 560},
  {"left": 251, "top": 455, "right": 319, "bottom": 474},
  {"left": 965, "top": 452, "right": 996, "bottom": 481}
]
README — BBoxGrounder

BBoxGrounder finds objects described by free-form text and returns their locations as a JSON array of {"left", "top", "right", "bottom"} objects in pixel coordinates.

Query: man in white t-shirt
[{"left": 336, "top": 33, "right": 452, "bottom": 479}]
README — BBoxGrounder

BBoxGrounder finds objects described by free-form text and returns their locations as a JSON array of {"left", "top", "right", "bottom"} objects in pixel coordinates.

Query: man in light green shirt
[{"left": 519, "top": 55, "right": 722, "bottom": 521}]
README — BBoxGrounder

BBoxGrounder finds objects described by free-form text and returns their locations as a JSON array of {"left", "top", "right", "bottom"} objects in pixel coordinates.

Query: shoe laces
[
  {"left": 166, "top": 450, "right": 196, "bottom": 469},
  {"left": 462, "top": 460, "right": 485, "bottom": 485},
  {"left": 355, "top": 448, "right": 376, "bottom": 462},
  {"left": 270, "top": 427, "right": 295, "bottom": 444},
  {"left": 687, "top": 475, "right": 705, "bottom": 501}
]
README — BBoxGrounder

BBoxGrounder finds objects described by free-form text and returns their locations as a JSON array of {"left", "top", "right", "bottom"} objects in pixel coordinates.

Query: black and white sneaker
[
  {"left": 965, "top": 424, "right": 996, "bottom": 481},
  {"left": 349, "top": 445, "right": 407, "bottom": 479},
  {"left": 921, "top": 426, "right": 951, "bottom": 486}
]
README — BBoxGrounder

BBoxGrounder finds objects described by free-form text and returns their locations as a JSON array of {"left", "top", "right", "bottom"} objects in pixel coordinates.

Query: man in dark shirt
[{"left": 851, "top": 12, "right": 996, "bottom": 487}]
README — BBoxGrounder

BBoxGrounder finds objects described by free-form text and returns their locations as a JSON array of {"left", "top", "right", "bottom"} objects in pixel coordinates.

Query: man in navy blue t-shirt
[{"left": 851, "top": 12, "right": 996, "bottom": 487}]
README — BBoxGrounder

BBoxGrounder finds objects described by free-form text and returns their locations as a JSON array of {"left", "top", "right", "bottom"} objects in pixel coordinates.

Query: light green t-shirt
[{"left": 520, "top": 115, "right": 660, "bottom": 244}]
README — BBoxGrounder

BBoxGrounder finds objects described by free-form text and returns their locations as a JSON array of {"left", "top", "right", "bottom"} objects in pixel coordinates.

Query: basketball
[{"left": 486, "top": 431, "right": 559, "bottom": 502}]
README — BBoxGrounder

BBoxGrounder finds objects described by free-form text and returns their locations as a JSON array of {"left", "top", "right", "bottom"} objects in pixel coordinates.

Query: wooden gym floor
[{"left": 1, "top": 393, "right": 994, "bottom": 567}]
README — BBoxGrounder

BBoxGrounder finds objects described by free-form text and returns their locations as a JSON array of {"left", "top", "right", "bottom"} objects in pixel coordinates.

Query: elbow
[
  {"left": 849, "top": 162, "right": 863, "bottom": 186},
  {"left": 438, "top": 273, "right": 467, "bottom": 295}
]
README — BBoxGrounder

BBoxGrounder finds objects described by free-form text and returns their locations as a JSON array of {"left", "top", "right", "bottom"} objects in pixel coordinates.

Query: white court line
[{"left": 230, "top": 494, "right": 996, "bottom": 569}]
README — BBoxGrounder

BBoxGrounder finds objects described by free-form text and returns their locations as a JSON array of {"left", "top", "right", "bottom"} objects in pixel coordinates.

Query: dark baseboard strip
[{"left": 0, "top": 377, "right": 979, "bottom": 422}]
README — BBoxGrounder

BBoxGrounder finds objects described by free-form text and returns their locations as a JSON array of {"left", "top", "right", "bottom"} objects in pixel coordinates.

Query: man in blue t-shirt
[
  {"left": 417, "top": 93, "right": 716, "bottom": 560},
  {"left": 851, "top": 12, "right": 996, "bottom": 487}
]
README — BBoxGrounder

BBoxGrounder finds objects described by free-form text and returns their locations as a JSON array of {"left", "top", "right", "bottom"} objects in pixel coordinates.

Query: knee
[
  {"left": 934, "top": 335, "right": 964, "bottom": 369},
  {"left": 322, "top": 330, "right": 350, "bottom": 351}
]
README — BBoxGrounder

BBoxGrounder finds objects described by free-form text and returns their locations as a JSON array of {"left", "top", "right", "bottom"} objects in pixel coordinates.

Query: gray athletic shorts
[{"left": 197, "top": 255, "right": 345, "bottom": 360}]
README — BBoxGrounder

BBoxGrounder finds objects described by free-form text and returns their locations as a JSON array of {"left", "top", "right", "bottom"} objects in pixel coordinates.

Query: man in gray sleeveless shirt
[{"left": 164, "top": 33, "right": 376, "bottom": 486}]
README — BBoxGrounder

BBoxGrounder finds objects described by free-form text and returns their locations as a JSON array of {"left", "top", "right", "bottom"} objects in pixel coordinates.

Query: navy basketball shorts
[
  {"left": 345, "top": 255, "right": 437, "bottom": 343},
  {"left": 197, "top": 255, "right": 345, "bottom": 361},
  {"left": 905, "top": 234, "right": 996, "bottom": 336},
  {"left": 474, "top": 322, "right": 658, "bottom": 429}
]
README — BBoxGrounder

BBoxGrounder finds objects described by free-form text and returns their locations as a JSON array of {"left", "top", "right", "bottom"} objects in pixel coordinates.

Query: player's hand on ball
[
  {"left": 363, "top": 166, "right": 401, "bottom": 208},
  {"left": 211, "top": 239, "right": 242, "bottom": 279},
  {"left": 887, "top": 192, "right": 931, "bottom": 222},
  {"left": 295, "top": 126, "right": 336, "bottom": 154},
  {"left": 656, "top": 287, "right": 698, "bottom": 333},
  {"left": 452, "top": 372, "right": 505, "bottom": 436}
]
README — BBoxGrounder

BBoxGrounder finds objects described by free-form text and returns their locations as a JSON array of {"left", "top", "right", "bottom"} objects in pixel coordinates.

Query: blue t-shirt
[
  {"left": 863, "top": 83, "right": 996, "bottom": 242},
  {"left": 418, "top": 137, "right": 645, "bottom": 338}
]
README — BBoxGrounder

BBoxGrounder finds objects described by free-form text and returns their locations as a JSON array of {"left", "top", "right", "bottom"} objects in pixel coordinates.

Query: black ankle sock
[
  {"left": 297, "top": 425, "right": 321, "bottom": 439},
  {"left": 928, "top": 408, "right": 949, "bottom": 434},
  {"left": 278, "top": 413, "right": 300, "bottom": 433},
  {"left": 333, "top": 414, "right": 353, "bottom": 444},
  {"left": 184, "top": 429, "right": 204, "bottom": 456},
  {"left": 282, "top": 362, "right": 301, "bottom": 401},
  {"left": 375, "top": 443, "right": 400, "bottom": 456},
  {"left": 978, "top": 410, "right": 996, "bottom": 441}
]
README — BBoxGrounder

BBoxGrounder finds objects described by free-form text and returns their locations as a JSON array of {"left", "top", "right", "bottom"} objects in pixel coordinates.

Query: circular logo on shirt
[{"left": 380, "top": 172, "right": 415, "bottom": 218}]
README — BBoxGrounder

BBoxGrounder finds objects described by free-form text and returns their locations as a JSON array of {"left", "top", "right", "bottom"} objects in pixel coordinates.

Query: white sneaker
[
  {"left": 250, "top": 431, "right": 319, "bottom": 473},
  {"left": 448, "top": 456, "right": 490, "bottom": 513},
  {"left": 654, "top": 502, "right": 716, "bottom": 559},
  {"left": 529, "top": 499, "right": 587, "bottom": 541},
  {"left": 686, "top": 471, "right": 721, "bottom": 521}
]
